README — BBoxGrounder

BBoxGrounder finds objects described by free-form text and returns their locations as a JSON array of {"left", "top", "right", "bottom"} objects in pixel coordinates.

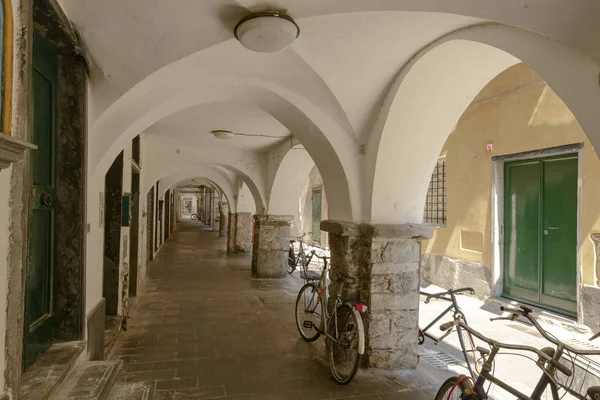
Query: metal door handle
[{"left": 42, "top": 192, "right": 52, "bottom": 206}]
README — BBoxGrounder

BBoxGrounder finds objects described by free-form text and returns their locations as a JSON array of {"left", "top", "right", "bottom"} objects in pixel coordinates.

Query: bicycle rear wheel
[
  {"left": 295, "top": 283, "right": 322, "bottom": 342},
  {"left": 328, "top": 304, "right": 361, "bottom": 384},
  {"left": 434, "top": 375, "right": 474, "bottom": 400}
]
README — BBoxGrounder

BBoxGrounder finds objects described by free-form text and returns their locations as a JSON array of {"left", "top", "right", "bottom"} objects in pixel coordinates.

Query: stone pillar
[
  {"left": 218, "top": 202, "right": 228, "bottom": 237},
  {"left": 321, "top": 220, "right": 433, "bottom": 370},
  {"left": 252, "top": 215, "right": 292, "bottom": 278},
  {"left": 227, "top": 213, "right": 237, "bottom": 254},
  {"left": 235, "top": 212, "right": 253, "bottom": 252}
]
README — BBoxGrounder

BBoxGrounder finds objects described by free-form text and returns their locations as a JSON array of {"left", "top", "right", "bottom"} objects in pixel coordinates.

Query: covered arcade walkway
[{"left": 108, "top": 221, "right": 433, "bottom": 399}]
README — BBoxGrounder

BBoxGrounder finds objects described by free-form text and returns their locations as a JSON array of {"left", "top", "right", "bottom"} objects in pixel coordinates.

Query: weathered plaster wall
[{"left": 422, "top": 63, "right": 600, "bottom": 290}]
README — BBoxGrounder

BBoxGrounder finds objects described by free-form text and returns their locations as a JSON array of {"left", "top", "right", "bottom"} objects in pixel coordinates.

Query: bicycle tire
[
  {"left": 295, "top": 283, "right": 322, "bottom": 342},
  {"left": 434, "top": 375, "right": 474, "bottom": 400},
  {"left": 328, "top": 304, "right": 361, "bottom": 384}
]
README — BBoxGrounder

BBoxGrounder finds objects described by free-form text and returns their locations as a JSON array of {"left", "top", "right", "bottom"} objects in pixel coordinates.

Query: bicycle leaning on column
[{"left": 294, "top": 251, "right": 368, "bottom": 384}]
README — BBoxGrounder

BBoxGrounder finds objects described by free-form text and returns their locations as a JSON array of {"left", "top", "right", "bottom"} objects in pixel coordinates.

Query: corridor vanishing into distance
[{"left": 109, "top": 222, "right": 433, "bottom": 400}]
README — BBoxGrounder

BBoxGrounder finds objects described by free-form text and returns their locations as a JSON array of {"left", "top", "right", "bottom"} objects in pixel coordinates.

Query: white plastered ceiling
[{"left": 56, "top": 1, "right": 600, "bottom": 222}]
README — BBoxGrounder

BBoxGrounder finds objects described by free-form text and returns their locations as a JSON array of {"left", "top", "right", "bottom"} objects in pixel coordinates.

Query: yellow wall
[{"left": 422, "top": 63, "right": 600, "bottom": 286}]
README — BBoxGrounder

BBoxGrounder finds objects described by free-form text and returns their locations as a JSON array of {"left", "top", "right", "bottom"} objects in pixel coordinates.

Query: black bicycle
[
  {"left": 287, "top": 233, "right": 311, "bottom": 274},
  {"left": 435, "top": 304, "right": 600, "bottom": 400},
  {"left": 419, "top": 287, "right": 478, "bottom": 379}
]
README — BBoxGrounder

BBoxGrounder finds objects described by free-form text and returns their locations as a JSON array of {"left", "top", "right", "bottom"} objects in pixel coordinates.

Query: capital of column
[
  {"left": 253, "top": 214, "right": 294, "bottom": 224},
  {"left": 320, "top": 220, "right": 433, "bottom": 240}
]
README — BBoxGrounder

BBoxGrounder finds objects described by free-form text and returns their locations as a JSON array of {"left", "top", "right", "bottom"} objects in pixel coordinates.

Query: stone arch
[
  {"left": 158, "top": 166, "right": 236, "bottom": 210},
  {"left": 369, "top": 23, "right": 600, "bottom": 224},
  {"left": 150, "top": 162, "right": 261, "bottom": 214},
  {"left": 268, "top": 144, "right": 315, "bottom": 216},
  {"left": 89, "top": 80, "right": 356, "bottom": 221}
]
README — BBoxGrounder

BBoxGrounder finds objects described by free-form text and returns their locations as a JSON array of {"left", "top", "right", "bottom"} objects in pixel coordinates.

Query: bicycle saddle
[
  {"left": 587, "top": 386, "right": 600, "bottom": 400},
  {"left": 336, "top": 274, "right": 355, "bottom": 284},
  {"left": 289, "top": 239, "right": 296, "bottom": 244}
]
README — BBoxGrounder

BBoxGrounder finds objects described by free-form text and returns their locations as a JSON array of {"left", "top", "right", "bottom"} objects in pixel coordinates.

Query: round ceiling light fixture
[
  {"left": 211, "top": 130, "right": 236, "bottom": 140},
  {"left": 234, "top": 10, "right": 300, "bottom": 53}
]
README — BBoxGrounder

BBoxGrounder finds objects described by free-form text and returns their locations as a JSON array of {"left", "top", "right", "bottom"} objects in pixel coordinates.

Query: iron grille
[{"left": 424, "top": 159, "right": 447, "bottom": 225}]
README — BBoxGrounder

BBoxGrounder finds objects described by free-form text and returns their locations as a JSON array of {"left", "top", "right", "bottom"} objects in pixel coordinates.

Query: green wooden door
[
  {"left": 312, "top": 190, "right": 322, "bottom": 244},
  {"left": 503, "top": 154, "right": 577, "bottom": 316},
  {"left": 24, "top": 33, "right": 58, "bottom": 368}
]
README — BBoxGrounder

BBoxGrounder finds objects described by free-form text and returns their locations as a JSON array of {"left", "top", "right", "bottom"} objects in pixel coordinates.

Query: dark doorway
[
  {"left": 129, "top": 171, "right": 140, "bottom": 298},
  {"left": 158, "top": 200, "right": 164, "bottom": 247},
  {"left": 103, "top": 152, "right": 124, "bottom": 317},
  {"left": 165, "top": 190, "right": 171, "bottom": 240},
  {"left": 23, "top": 32, "right": 59, "bottom": 368},
  {"left": 146, "top": 186, "right": 155, "bottom": 262}
]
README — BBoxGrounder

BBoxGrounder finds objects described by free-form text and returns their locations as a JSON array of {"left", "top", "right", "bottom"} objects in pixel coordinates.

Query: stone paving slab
[{"left": 108, "top": 222, "right": 437, "bottom": 399}]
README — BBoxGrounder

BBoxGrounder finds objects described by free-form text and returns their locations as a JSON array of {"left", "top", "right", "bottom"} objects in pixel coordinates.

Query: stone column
[
  {"left": 235, "top": 212, "right": 253, "bottom": 252},
  {"left": 252, "top": 215, "right": 292, "bottom": 278},
  {"left": 218, "top": 202, "right": 228, "bottom": 237},
  {"left": 227, "top": 213, "right": 237, "bottom": 254},
  {"left": 321, "top": 220, "right": 433, "bottom": 370}
]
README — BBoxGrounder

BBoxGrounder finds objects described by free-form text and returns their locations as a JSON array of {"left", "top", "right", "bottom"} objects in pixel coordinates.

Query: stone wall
[
  {"left": 252, "top": 215, "right": 292, "bottom": 278},
  {"left": 421, "top": 254, "right": 491, "bottom": 299},
  {"left": 321, "top": 220, "right": 432, "bottom": 370}
]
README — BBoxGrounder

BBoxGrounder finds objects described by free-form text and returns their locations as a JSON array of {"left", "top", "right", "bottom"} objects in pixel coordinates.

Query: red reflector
[{"left": 355, "top": 304, "right": 368, "bottom": 313}]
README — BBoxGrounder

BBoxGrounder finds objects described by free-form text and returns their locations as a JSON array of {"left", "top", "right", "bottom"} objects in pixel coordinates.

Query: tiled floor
[{"left": 110, "top": 222, "right": 435, "bottom": 399}]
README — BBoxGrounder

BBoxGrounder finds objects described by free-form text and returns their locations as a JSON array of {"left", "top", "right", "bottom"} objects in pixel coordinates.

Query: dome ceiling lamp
[
  {"left": 234, "top": 10, "right": 300, "bottom": 53},
  {"left": 211, "top": 129, "right": 289, "bottom": 140}
]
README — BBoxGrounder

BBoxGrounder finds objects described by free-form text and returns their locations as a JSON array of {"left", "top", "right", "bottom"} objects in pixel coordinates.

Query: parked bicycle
[
  {"left": 419, "top": 287, "right": 478, "bottom": 379},
  {"left": 294, "top": 252, "right": 367, "bottom": 384},
  {"left": 435, "top": 304, "right": 600, "bottom": 400},
  {"left": 287, "top": 233, "right": 311, "bottom": 274}
]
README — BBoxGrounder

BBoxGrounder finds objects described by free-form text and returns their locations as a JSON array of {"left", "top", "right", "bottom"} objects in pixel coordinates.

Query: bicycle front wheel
[
  {"left": 295, "top": 283, "right": 322, "bottom": 342},
  {"left": 434, "top": 375, "right": 474, "bottom": 400},
  {"left": 328, "top": 304, "right": 361, "bottom": 384}
]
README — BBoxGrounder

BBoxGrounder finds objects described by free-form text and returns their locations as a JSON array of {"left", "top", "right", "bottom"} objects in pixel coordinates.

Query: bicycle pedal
[{"left": 303, "top": 321, "right": 314, "bottom": 329}]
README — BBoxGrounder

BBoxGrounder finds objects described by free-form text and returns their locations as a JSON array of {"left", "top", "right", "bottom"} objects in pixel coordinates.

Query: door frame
[{"left": 491, "top": 143, "right": 583, "bottom": 321}]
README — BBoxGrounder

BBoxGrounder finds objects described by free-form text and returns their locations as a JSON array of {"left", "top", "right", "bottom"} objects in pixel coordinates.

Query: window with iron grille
[{"left": 423, "top": 159, "right": 447, "bottom": 225}]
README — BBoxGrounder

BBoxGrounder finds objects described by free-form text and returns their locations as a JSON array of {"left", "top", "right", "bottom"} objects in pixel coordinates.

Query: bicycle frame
[
  {"left": 449, "top": 319, "right": 576, "bottom": 400},
  {"left": 420, "top": 288, "right": 477, "bottom": 380}
]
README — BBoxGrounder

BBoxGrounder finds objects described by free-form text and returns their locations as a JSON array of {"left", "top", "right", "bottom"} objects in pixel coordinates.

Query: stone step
[
  {"left": 107, "top": 381, "right": 154, "bottom": 400},
  {"left": 50, "top": 360, "right": 123, "bottom": 400},
  {"left": 20, "top": 341, "right": 85, "bottom": 400}
]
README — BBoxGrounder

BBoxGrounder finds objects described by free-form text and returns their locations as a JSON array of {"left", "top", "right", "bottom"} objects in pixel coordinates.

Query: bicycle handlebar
[
  {"left": 312, "top": 253, "right": 330, "bottom": 261},
  {"left": 440, "top": 319, "right": 572, "bottom": 376},
  {"left": 497, "top": 306, "right": 600, "bottom": 356},
  {"left": 422, "top": 287, "right": 475, "bottom": 304}
]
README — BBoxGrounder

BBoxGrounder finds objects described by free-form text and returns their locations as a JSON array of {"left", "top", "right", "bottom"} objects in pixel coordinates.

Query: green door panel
[
  {"left": 503, "top": 154, "right": 578, "bottom": 317},
  {"left": 540, "top": 157, "right": 577, "bottom": 313},
  {"left": 312, "top": 190, "right": 322, "bottom": 244},
  {"left": 503, "top": 161, "right": 541, "bottom": 303},
  {"left": 24, "top": 32, "right": 58, "bottom": 369}
]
